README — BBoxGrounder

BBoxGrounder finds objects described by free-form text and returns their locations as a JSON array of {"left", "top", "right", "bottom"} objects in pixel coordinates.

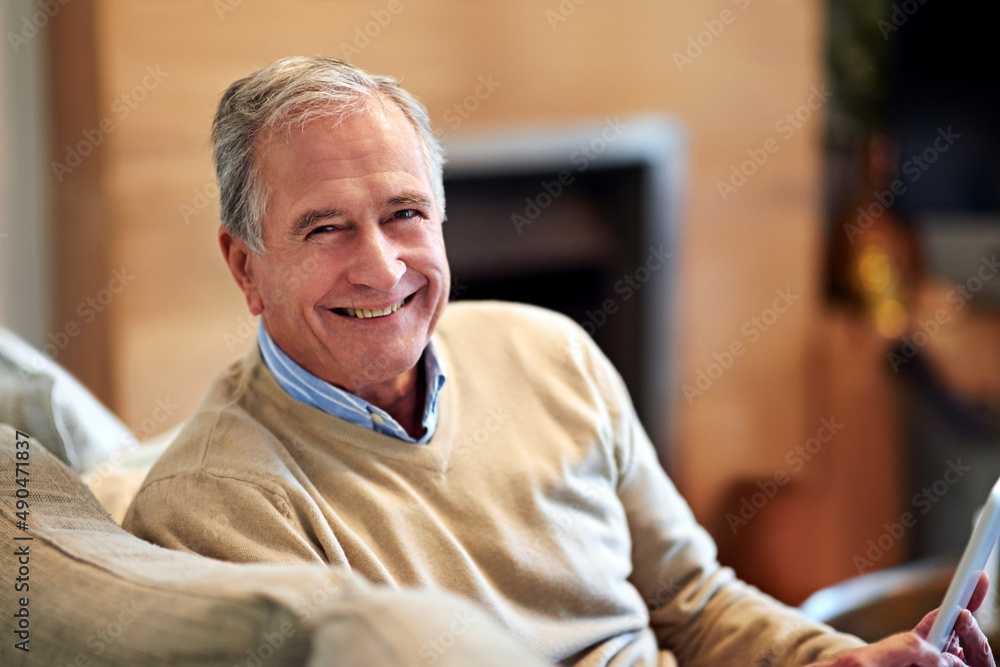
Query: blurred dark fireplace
[{"left": 441, "top": 117, "right": 684, "bottom": 461}]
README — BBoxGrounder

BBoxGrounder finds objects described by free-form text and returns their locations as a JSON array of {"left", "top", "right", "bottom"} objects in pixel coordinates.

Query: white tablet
[{"left": 926, "top": 474, "right": 1000, "bottom": 650}]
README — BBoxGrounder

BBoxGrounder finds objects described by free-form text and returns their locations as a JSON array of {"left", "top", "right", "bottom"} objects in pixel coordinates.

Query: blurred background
[{"left": 1, "top": 0, "right": 998, "bottom": 606}]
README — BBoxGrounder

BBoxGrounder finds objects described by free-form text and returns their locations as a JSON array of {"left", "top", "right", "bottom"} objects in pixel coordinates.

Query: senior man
[{"left": 124, "top": 56, "right": 993, "bottom": 666}]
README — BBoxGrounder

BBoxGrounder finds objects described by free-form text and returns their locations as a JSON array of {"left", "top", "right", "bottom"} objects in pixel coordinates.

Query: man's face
[{"left": 228, "top": 102, "right": 450, "bottom": 396}]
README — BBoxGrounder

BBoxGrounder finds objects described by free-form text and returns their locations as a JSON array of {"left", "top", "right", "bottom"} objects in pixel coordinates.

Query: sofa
[{"left": 0, "top": 326, "right": 547, "bottom": 666}]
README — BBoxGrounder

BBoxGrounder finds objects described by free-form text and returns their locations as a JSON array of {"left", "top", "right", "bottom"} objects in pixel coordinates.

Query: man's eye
[
  {"left": 392, "top": 209, "right": 421, "bottom": 221},
  {"left": 306, "top": 225, "right": 337, "bottom": 238}
]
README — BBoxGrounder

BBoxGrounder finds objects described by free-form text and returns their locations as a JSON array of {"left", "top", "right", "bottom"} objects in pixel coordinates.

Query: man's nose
[{"left": 346, "top": 227, "right": 405, "bottom": 291}]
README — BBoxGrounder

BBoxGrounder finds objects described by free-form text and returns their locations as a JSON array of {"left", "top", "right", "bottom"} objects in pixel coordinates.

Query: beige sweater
[{"left": 124, "top": 301, "right": 863, "bottom": 666}]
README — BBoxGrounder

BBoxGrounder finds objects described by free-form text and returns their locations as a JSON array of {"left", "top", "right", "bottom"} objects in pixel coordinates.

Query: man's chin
[{"left": 349, "top": 349, "right": 424, "bottom": 388}]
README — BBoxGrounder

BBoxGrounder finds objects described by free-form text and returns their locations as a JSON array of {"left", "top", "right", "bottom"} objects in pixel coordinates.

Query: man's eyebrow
[
  {"left": 290, "top": 208, "right": 342, "bottom": 236},
  {"left": 388, "top": 192, "right": 433, "bottom": 207}
]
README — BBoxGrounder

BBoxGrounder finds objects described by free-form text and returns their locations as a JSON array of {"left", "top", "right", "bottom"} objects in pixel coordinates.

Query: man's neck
[
  {"left": 352, "top": 360, "right": 427, "bottom": 440},
  {"left": 258, "top": 325, "right": 434, "bottom": 441}
]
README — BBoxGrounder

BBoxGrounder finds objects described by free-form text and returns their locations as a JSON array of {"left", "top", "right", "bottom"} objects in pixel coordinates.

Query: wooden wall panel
[{"left": 49, "top": 1, "right": 115, "bottom": 407}]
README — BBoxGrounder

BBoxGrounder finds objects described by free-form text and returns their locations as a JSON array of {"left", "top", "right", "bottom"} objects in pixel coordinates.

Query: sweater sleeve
[
  {"left": 614, "top": 400, "right": 866, "bottom": 665},
  {"left": 123, "top": 469, "right": 327, "bottom": 564},
  {"left": 552, "top": 326, "right": 866, "bottom": 666}
]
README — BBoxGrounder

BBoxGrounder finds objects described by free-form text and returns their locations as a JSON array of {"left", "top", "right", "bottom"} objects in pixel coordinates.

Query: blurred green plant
[{"left": 825, "top": 0, "right": 891, "bottom": 143}]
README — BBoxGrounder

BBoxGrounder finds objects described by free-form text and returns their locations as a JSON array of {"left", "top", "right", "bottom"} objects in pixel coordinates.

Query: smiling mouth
[{"left": 333, "top": 296, "right": 408, "bottom": 319}]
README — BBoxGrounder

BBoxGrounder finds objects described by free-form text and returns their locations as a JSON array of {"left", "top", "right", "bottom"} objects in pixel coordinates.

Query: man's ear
[{"left": 219, "top": 226, "right": 264, "bottom": 316}]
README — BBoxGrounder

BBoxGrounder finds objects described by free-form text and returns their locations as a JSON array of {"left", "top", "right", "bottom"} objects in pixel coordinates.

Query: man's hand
[{"left": 809, "top": 572, "right": 995, "bottom": 667}]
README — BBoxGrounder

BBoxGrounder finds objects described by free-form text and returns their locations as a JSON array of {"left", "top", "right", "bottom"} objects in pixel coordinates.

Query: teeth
[{"left": 344, "top": 300, "right": 404, "bottom": 319}]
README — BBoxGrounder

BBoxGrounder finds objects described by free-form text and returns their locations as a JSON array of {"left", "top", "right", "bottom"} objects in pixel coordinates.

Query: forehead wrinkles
[
  {"left": 251, "top": 98, "right": 399, "bottom": 234},
  {"left": 256, "top": 93, "right": 397, "bottom": 164},
  {"left": 260, "top": 103, "right": 420, "bottom": 181}
]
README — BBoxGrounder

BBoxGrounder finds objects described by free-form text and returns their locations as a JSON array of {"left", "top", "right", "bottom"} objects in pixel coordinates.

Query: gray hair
[{"left": 211, "top": 56, "right": 445, "bottom": 253}]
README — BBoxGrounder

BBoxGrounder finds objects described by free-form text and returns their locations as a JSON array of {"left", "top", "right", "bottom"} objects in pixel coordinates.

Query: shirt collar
[{"left": 257, "top": 324, "right": 445, "bottom": 444}]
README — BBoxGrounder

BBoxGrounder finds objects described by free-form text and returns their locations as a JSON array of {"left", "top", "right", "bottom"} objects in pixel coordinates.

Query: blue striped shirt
[{"left": 257, "top": 325, "right": 445, "bottom": 444}]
